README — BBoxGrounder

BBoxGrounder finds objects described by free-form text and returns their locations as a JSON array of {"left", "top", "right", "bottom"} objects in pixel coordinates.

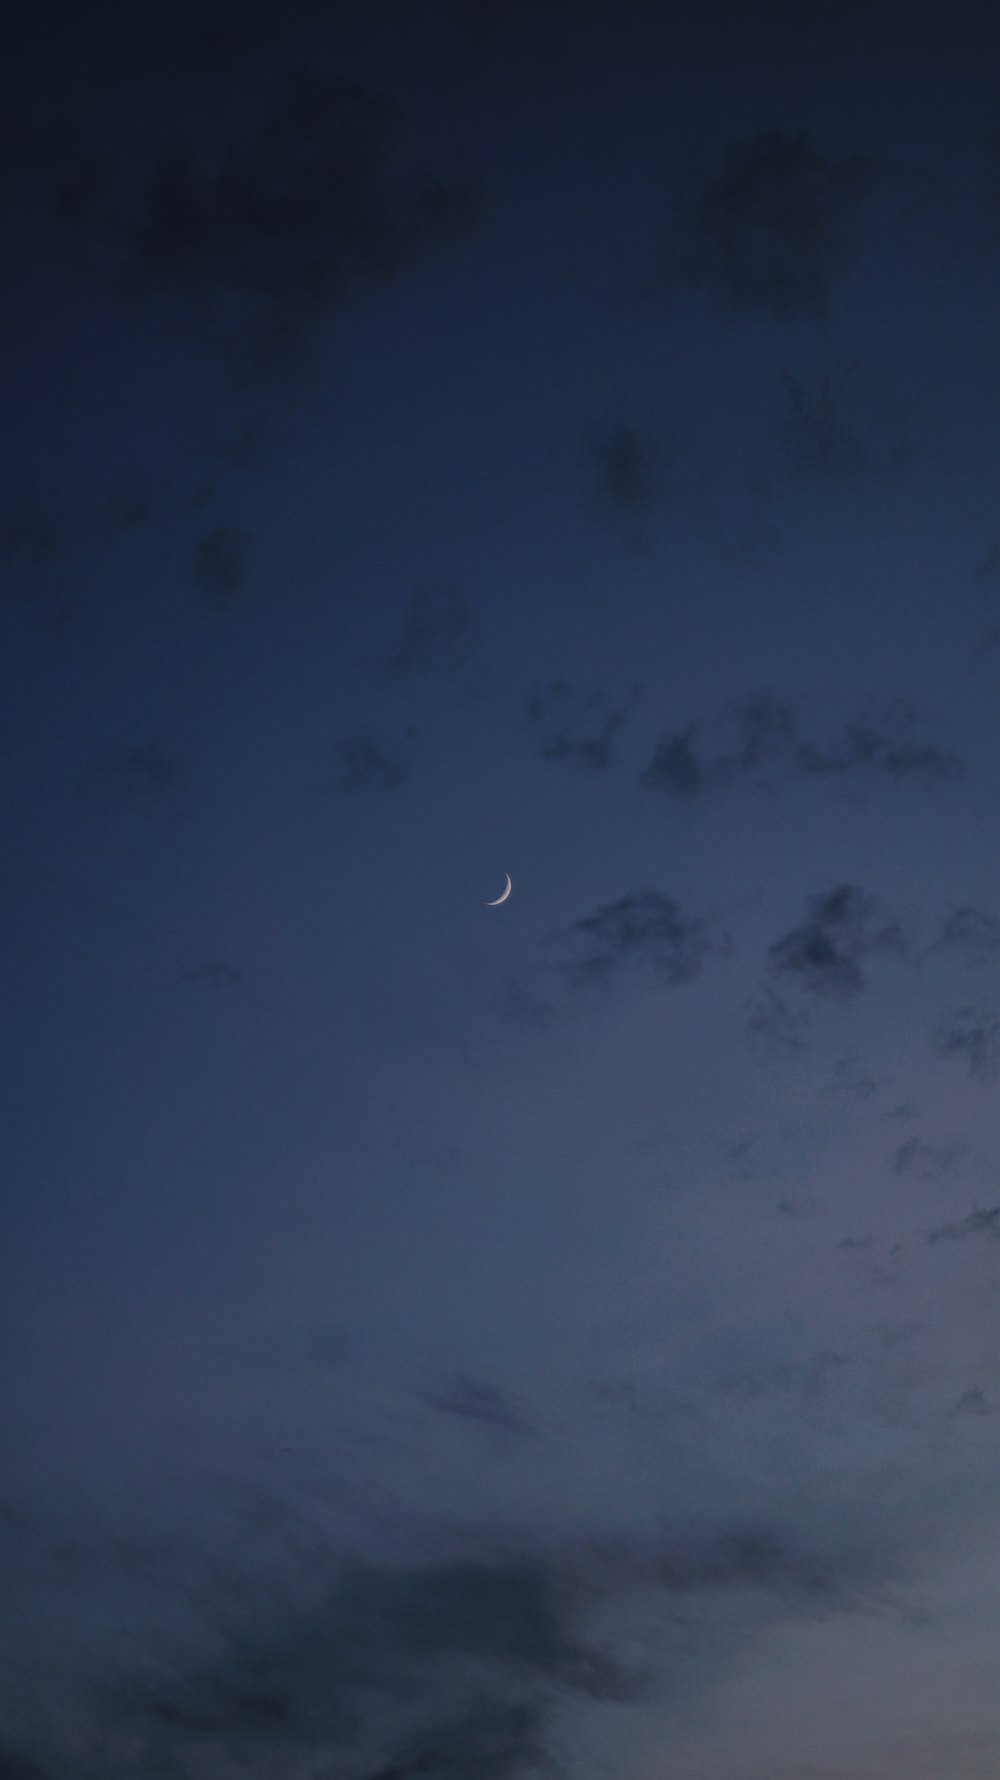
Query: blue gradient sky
[{"left": 2, "top": 3, "right": 999, "bottom": 1776}]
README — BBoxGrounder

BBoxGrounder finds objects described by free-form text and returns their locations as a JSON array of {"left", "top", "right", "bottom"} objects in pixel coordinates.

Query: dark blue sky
[{"left": 2, "top": 3, "right": 999, "bottom": 1776}]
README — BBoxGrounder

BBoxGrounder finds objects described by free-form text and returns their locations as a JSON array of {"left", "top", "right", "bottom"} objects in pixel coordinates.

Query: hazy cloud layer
[{"left": 665, "top": 128, "right": 872, "bottom": 320}]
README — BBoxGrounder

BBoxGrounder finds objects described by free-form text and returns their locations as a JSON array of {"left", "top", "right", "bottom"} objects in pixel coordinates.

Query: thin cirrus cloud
[
  {"left": 78, "top": 740, "right": 190, "bottom": 799},
  {"left": 638, "top": 698, "right": 964, "bottom": 797},
  {"left": 662, "top": 128, "right": 872, "bottom": 321}
]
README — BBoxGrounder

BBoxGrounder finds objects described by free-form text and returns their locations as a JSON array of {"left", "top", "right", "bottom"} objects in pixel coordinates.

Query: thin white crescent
[{"left": 487, "top": 873, "right": 512, "bottom": 906}]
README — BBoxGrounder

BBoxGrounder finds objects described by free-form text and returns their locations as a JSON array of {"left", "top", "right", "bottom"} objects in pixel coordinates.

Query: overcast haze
[{"left": 2, "top": 2, "right": 999, "bottom": 1776}]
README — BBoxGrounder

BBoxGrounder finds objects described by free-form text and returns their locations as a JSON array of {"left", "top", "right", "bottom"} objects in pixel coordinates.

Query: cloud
[
  {"left": 744, "top": 985, "right": 811, "bottom": 1055},
  {"left": 526, "top": 681, "right": 637, "bottom": 771},
  {"left": 766, "top": 885, "right": 905, "bottom": 1002},
  {"left": 951, "top": 1388, "right": 990, "bottom": 1417},
  {"left": 773, "top": 361, "right": 911, "bottom": 477},
  {"left": 193, "top": 524, "right": 252, "bottom": 607},
  {"left": 323, "top": 731, "right": 416, "bottom": 793},
  {"left": 180, "top": 961, "right": 242, "bottom": 990},
  {"left": 639, "top": 700, "right": 963, "bottom": 798},
  {"left": 423, "top": 1375, "right": 536, "bottom": 1438},
  {"left": 385, "top": 586, "right": 477, "bottom": 680},
  {"left": 892, "top": 1138, "right": 962, "bottom": 1180},
  {"left": 568, "top": 888, "right": 731, "bottom": 986},
  {"left": 931, "top": 1002, "right": 1000, "bottom": 1078},
  {"left": 585, "top": 421, "right": 663, "bottom": 510},
  {"left": 118, "top": 70, "right": 481, "bottom": 383},
  {"left": 79, "top": 741, "right": 189, "bottom": 797},
  {"left": 927, "top": 907, "right": 1000, "bottom": 967},
  {"left": 1, "top": 487, "right": 148, "bottom": 608},
  {"left": 926, "top": 1206, "right": 1000, "bottom": 1245},
  {"left": 665, "top": 128, "right": 872, "bottom": 321}
]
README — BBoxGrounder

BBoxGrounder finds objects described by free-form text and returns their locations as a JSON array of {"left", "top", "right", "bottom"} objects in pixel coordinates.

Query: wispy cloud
[
  {"left": 585, "top": 421, "right": 664, "bottom": 511},
  {"left": 384, "top": 586, "right": 478, "bottom": 680},
  {"left": 193, "top": 524, "right": 252, "bottom": 608}
]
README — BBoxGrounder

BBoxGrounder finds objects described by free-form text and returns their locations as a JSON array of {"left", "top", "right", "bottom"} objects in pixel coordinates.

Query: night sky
[{"left": 2, "top": 2, "right": 1000, "bottom": 1775}]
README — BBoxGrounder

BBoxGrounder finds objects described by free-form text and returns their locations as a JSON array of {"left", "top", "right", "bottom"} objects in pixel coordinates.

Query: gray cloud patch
[
  {"left": 932, "top": 1002, "right": 1000, "bottom": 1078},
  {"left": 526, "top": 681, "right": 637, "bottom": 771},
  {"left": 666, "top": 128, "right": 872, "bottom": 321},
  {"left": 767, "top": 885, "right": 905, "bottom": 1002},
  {"left": 568, "top": 888, "right": 730, "bottom": 986}
]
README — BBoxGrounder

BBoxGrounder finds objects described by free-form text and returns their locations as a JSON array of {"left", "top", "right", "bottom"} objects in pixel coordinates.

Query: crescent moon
[{"left": 487, "top": 873, "right": 512, "bottom": 906}]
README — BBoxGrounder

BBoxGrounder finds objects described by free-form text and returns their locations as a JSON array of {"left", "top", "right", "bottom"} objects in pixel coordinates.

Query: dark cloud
[
  {"left": 976, "top": 542, "right": 1000, "bottom": 581},
  {"left": 323, "top": 731, "right": 416, "bottom": 793},
  {"left": 526, "top": 680, "right": 637, "bottom": 771},
  {"left": 79, "top": 741, "right": 189, "bottom": 797},
  {"left": 767, "top": 885, "right": 905, "bottom": 1002},
  {"left": 932, "top": 1002, "right": 1000, "bottom": 1078},
  {"left": 193, "top": 524, "right": 252, "bottom": 607},
  {"left": 666, "top": 129, "right": 872, "bottom": 321},
  {"left": 926, "top": 1206, "right": 1000, "bottom": 1245},
  {"left": 928, "top": 907, "right": 1000, "bottom": 967},
  {"left": 585, "top": 421, "right": 663, "bottom": 510},
  {"left": 423, "top": 1375, "right": 536, "bottom": 1438},
  {"left": 568, "top": 888, "right": 730, "bottom": 985},
  {"left": 119, "top": 70, "right": 481, "bottom": 383},
  {"left": 639, "top": 700, "right": 962, "bottom": 799},
  {"left": 385, "top": 586, "right": 477, "bottom": 680}
]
